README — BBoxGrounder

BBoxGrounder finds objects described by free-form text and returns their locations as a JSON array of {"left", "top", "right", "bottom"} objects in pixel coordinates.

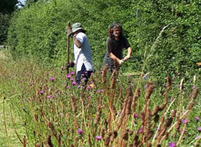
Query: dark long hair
[{"left": 108, "top": 22, "right": 123, "bottom": 39}]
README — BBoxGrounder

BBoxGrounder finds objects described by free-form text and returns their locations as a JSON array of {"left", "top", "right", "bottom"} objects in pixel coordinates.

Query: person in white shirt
[{"left": 67, "top": 23, "right": 94, "bottom": 85}]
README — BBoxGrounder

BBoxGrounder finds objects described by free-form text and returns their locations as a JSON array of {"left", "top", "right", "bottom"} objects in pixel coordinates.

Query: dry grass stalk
[
  {"left": 88, "top": 134, "right": 92, "bottom": 147},
  {"left": 108, "top": 68, "right": 118, "bottom": 132},
  {"left": 132, "top": 87, "right": 140, "bottom": 114},
  {"left": 47, "top": 122, "right": 57, "bottom": 139},
  {"left": 44, "top": 135, "right": 54, "bottom": 147},
  {"left": 23, "top": 135, "right": 26, "bottom": 147},
  {"left": 102, "top": 65, "right": 108, "bottom": 84},
  {"left": 119, "top": 129, "right": 129, "bottom": 147},
  {"left": 145, "top": 84, "right": 156, "bottom": 100},
  {"left": 117, "top": 87, "right": 133, "bottom": 130},
  {"left": 70, "top": 94, "right": 77, "bottom": 113},
  {"left": 94, "top": 105, "right": 102, "bottom": 125}
]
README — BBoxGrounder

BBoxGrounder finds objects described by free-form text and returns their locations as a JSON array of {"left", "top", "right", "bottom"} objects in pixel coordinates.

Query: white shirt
[{"left": 73, "top": 32, "right": 93, "bottom": 73}]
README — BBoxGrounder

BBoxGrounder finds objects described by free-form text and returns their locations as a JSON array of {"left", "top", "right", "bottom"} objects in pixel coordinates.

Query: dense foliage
[
  {"left": 7, "top": 0, "right": 201, "bottom": 80},
  {"left": 0, "top": 0, "right": 18, "bottom": 44}
]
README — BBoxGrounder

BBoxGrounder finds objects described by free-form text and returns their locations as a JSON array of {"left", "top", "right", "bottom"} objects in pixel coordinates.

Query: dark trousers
[{"left": 76, "top": 64, "right": 93, "bottom": 85}]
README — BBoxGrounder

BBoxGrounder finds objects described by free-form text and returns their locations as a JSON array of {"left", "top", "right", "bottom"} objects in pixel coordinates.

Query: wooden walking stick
[{"left": 66, "top": 22, "right": 71, "bottom": 74}]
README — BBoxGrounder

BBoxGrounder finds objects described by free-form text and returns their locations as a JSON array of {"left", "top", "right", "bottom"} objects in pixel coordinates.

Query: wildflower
[
  {"left": 95, "top": 136, "right": 102, "bottom": 140},
  {"left": 70, "top": 71, "right": 74, "bottom": 76},
  {"left": 39, "top": 90, "right": 43, "bottom": 94},
  {"left": 196, "top": 135, "right": 200, "bottom": 140},
  {"left": 77, "top": 129, "right": 83, "bottom": 134},
  {"left": 177, "top": 73, "right": 181, "bottom": 76},
  {"left": 192, "top": 85, "right": 196, "bottom": 89},
  {"left": 170, "top": 97, "right": 174, "bottom": 101},
  {"left": 169, "top": 142, "right": 176, "bottom": 147},
  {"left": 66, "top": 74, "right": 71, "bottom": 79},
  {"left": 49, "top": 77, "right": 54, "bottom": 81},
  {"left": 70, "top": 78, "right": 74, "bottom": 81},
  {"left": 46, "top": 95, "right": 55, "bottom": 99},
  {"left": 77, "top": 85, "right": 81, "bottom": 89},
  {"left": 47, "top": 95, "right": 51, "bottom": 99},
  {"left": 72, "top": 81, "right": 76, "bottom": 86},
  {"left": 195, "top": 116, "right": 200, "bottom": 122},
  {"left": 172, "top": 77, "right": 176, "bottom": 80},
  {"left": 59, "top": 113, "right": 64, "bottom": 117},
  {"left": 198, "top": 127, "right": 201, "bottom": 132},
  {"left": 87, "top": 86, "right": 92, "bottom": 90},
  {"left": 100, "top": 89, "right": 104, "bottom": 92},
  {"left": 138, "top": 128, "right": 142, "bottom": 133},
  {"left": 182, "top": 119, "right": 188, "bottom": 124},
  {"left": 143, "top": 85, "right": 147, "bottom": 89},
  {"left": 134, "top": 114, "right": 138, "bottom": 118},
  {"left": 87, "top": 96, "right": 91, "bottom": 99}
]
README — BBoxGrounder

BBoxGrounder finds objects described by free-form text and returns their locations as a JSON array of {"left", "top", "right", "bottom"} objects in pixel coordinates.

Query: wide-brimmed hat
[{"left": 69, "top": 23, "right": 85, "bottom": 36}]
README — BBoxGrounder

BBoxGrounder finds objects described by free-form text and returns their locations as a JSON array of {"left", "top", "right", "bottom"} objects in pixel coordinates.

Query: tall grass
[{"left": 0, "top": 55, "right": 201, "bottom": 147}]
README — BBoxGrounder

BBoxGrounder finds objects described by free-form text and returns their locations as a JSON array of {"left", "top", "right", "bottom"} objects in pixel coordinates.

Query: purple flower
[
  {"left": 70, "top": 78, "right": 74, "bottom": 81},
  {"left": 195, "top": 116, "right": 200, "bottom": 122},
  {"left": 77, "top": 129, "right": 83, "bottom": 134},
  {"left": 100, "top": 89, "right": 104, "bottom": 92},
  {"left": 198, "top": 127, "right": 201, "bottom": 132},
  {"left": 177, "top": 73, "right": 181, "bottom": 76},
  {"left": 170, "top": 97, "right": 174, "bottom": 101},
  {"left": 87, "top": 96, "right": 91, "bottom": 99},
  {"left": 77, "top": 85, "right": 81, "bottom": 88},
  {"left": 138, "top": 127, "right": 142, "bottom": 133},
  {"left": 182, "top": 119, "right": 188, "bottom": 124},
  {"left": 46, "top": 95, "right": 55, "bottom": 99},
  {"left": 59, "top": 113, "right": 64, "bottom": 117},
  {"left": 72, "top": 81, "right": 76, "bottom": 85},
  {"left": 87, "top": 86, "right": 92, "bottom": 90},
  {"left": 95, "top": 136, "right": 102, "bottom": 140},
  {"left": 134, "top": 114, "right": 138, "bottom": 118},
  {"left": 49, "top": 77, "right": 54, "bottom": 81},
  {"left": 66, "top": 74, "right": 71, "bottom": 79},
  {"left": 172, "top": 77, "right": 176, "bottom": 80},
  {"left": 169, "top": 142, "right": 176, "bottom": 147},
  {"left": 39, "top": 90, "right": 43, "bottom": 94},
  {"left": 192, "top": 85, "right": 196, "bottom": 89},
  {"left": 70, "top": 71, "right": 74, "bottom": 76}
]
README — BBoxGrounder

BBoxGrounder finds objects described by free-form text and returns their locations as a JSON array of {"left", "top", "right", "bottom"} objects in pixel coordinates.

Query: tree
[{"left": 0, "top": 0, "right": 18, "bottom": 14}]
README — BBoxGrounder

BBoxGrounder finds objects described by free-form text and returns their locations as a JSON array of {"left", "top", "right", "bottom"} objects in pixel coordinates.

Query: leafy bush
[{"left": 7, "top": 0, "right": 201, "bottom": 81}]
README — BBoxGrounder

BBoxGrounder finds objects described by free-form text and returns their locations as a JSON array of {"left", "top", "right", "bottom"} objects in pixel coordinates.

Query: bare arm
[
  {"left": 73, "top": 35, "right": 82, "bottom": 48},
  {"left": 109, "top": 52, "right": 123, "bottom": 65},
  {"left": 122, "top": 47, "right": 132, "bottom": 61}
]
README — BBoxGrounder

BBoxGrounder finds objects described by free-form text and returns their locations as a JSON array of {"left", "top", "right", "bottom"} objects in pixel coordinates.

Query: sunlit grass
[{"left": 0, "top": 54, "right": 201, "bottom": 146}]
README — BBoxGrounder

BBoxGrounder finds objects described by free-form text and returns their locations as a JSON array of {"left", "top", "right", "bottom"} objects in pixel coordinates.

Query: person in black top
[{"left": 103, "top": 22, "right": 132, "bottom": 72}]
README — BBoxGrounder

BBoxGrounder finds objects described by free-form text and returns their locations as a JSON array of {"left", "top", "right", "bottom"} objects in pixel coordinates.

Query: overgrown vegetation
[
  {"left": 6, "top": 0, "right": 201, "bottom": 79},
  {"left": 0, "top": 52, "right": 201, "bottom": 146}
]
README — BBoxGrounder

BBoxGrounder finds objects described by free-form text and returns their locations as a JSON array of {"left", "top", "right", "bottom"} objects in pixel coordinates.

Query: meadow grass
[{"left": 0, "top": 50, "right": 201, "bottom": 147}]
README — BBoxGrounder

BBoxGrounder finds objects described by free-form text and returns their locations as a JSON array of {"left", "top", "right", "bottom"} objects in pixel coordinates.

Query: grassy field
[
  {"left": 1, "top": 50, "right": 201, "bottom": 147},
  {"left": 0, "top": 50, "right": 24, "bottom": 147}
]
